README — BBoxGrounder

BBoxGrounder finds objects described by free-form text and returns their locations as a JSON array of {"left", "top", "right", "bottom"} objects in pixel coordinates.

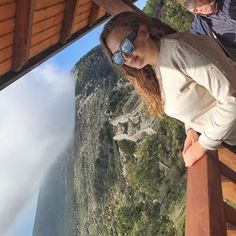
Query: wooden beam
[
  {"left": 12, "top": 0, "right": 34, "bottom": 72},
  {"left": 221, "top": 176, "right": 236, "bottom": 205},
  {"left": 185, "top": 151, "right": 227, "bottom": 236},
  {"left": 220, "top": 161, "right": 236, "bottom": 184},
  {"left": 219, "top": 147, "right": 236, "bottom": 172},
  {"left": 92, "top": 0, "right": 140, "bottom": 16},
  {"left": 88, "top": 2, "right": 100, "bottom": 27},
  {"left": 60, "top": 0, "right": 77, "bottom": 44},
  {"left": 227, "top": 223, "right": 236, "bottom": 236},
  {"left": 224, "top": 203, "right": 236, "bottom": 226}
]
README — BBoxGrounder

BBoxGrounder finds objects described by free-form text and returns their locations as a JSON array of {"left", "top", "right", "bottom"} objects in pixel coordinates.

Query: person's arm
[
  {"left": 175, "top": 36, "right": 236, "bottom": 166},
  {"left": 177, "top": 37, "right": 236, "bottom": 149}
]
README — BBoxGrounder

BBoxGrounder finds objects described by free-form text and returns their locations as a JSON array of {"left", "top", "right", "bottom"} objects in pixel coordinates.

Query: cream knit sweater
[{"left": 155, "top": 32, "right": 236, "bottom": 150}]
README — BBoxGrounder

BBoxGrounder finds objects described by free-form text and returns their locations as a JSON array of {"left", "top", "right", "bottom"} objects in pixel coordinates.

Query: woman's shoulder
[
  {"left": 161, "top": 32, "right": 213, "bottom": 45},
  {"left": 159, "top": 31, "right": 232, "bottom": 77},
  {"left": 159, "top": 33, "right": 198, "bottom": 59},
  {"left": 160, "top": 32, "right": 218, "bottom": 58}
]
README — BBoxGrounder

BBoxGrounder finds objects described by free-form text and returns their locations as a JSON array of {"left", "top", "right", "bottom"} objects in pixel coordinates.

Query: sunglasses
[{"left": 111, "top": 29, "right": 138, "bottom": 67}]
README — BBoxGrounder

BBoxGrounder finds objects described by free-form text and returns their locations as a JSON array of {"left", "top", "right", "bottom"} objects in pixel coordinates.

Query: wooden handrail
[
  {"left": 185, "top": 148, "right": 236, "bottom": 236},
  {"left": 185, "top": 151, "right": 226, "bottom": 236}
]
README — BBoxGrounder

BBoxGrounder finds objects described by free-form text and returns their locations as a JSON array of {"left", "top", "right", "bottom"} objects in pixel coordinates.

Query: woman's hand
[
  {"left": 182, "top": 141, "right": 208, "bottom": 167},
  {"left": 183, "top": 128, "right": 199, "bottom": 154}
]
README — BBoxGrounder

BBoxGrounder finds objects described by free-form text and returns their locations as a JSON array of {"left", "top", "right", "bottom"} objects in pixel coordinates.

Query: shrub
[{"left": 118, "top": 139, "right": 137, "bottom": 156}]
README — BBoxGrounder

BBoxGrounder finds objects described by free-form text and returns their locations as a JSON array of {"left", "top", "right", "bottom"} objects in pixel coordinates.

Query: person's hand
[
  {"left": 183, "top": 129, "right": 199, "bottom": 154},
  {"left": 183, "top": 141, "right": 208, "bottom": 167}
]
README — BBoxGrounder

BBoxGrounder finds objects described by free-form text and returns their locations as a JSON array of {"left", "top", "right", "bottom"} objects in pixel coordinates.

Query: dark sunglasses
[{"left": 111, "top": 29, "right": 138, "bottom": 67}]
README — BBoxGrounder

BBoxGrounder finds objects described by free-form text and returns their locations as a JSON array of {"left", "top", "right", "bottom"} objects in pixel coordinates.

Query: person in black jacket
[{"left": 177, "top": 0, "right": 236, "bottom": 60}]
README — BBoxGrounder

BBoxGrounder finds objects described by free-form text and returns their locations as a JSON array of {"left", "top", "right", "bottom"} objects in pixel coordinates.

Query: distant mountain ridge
[{"left": 33, "top": 150, "right": 66, "bottom": 236}]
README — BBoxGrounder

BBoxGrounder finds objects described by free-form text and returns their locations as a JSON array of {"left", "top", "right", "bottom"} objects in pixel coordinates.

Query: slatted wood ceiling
[{"left": 0, "top": 0, "right": 138, "bottom": 90}]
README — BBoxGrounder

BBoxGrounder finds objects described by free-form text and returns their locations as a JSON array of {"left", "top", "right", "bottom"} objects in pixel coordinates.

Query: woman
[{"left": 100, "top": 11, "right": 236, "bottom": 167}]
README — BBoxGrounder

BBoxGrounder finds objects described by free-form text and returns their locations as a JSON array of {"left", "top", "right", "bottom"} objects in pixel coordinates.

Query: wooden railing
[{"left": 185, "top": 147, "right": 236, "bottom": 236}]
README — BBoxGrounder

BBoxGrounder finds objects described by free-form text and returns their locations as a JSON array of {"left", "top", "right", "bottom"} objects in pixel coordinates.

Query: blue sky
[{"left": 2, "top": 1, "right": 147, "bottom": 236}]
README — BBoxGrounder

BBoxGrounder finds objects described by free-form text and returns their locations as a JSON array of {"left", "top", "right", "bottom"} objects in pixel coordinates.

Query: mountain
[
  {"left": 33, "top": 43, "right": 187, "bottom": 235},
  {"left": 32, "top": 146, "right": 76, "bottom": 236},
  {"left": 32, "top": 150, "right": 66, "bottom": 236},
  {"left": 31, "top": 0, "right": 197, "bottom": 235}
]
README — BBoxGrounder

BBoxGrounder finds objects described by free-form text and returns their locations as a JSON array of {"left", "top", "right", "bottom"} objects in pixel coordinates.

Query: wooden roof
[{"left": 0, "top": 0, "right": 139, "bottom": 90}]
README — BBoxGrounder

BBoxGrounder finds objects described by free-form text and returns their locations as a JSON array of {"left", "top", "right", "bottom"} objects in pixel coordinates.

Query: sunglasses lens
[
  {"left": 112, "top": 52, "right": 124, "bottom": 66},
  {"left": 121, "top": 39, "right": 135, "bottom": 54}
]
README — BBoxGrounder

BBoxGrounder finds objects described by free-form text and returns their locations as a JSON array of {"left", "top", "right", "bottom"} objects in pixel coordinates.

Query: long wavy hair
[{"left": 100, "top": 11, "right": 176, "bottom": 117}]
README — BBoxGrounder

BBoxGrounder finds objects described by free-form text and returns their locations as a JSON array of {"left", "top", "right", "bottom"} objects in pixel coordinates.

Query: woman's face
[{"left": 106, "top": 25, "right": 156, "bottom": 69}]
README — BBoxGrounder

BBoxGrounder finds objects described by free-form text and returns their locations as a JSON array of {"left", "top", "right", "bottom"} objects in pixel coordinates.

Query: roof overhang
[{"left": 0, "top": 0, "right": 141, "bottom": 90}]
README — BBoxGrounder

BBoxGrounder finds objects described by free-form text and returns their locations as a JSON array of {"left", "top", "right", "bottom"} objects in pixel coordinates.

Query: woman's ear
[{"left": 139, "top": 24, "right": 149, "bottom": 38}]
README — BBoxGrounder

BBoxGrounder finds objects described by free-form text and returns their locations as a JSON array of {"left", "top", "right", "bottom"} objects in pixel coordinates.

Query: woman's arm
[
  {"left": 176, "top": 35, "right": 236, "bottom": 150},
  {"left": 175, "top": 35, "right": 236, "bottom": 166}
]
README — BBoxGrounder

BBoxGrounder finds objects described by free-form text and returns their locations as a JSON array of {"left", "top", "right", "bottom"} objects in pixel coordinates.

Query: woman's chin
[
  {"left": 134, "top": 60, "right": 146, "bottom": 69},
  {"left": 135, "top": 64, "right": 145, "bottom": 69},
  {"left": 126, "top": 58, "right": 146, "bottom": 69}
]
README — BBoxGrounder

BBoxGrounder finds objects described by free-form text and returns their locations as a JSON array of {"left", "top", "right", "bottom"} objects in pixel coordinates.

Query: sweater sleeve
[{"left": 175, "top": 36, "right": 236, "bottom": 150}]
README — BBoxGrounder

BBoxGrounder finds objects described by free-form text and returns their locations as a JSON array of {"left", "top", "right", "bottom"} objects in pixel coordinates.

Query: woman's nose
[
  {"left": 123, "top": 52, "right": 135, "bottom": 62},
  {"left": 123, "top": 54, "right": 133, "bottom": 66}
]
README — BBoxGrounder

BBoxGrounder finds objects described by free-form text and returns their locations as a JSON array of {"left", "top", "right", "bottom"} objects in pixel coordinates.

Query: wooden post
[
  {"left": 60, "top": 0, "right": 77, "bottom": 44},
  {"left": 88, "top": 3, "right": 100, "bottom": 27},
  {"left": 185, "top": 151, "right": 227, "bottom": 236},
  {"left": 12, "top": 0, "right": 34, "bottom": 71}
]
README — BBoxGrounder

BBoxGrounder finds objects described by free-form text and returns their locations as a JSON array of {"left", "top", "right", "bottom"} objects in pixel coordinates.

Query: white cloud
[{"left": 0, "top": 62, "right": 75, "bottom": 235}]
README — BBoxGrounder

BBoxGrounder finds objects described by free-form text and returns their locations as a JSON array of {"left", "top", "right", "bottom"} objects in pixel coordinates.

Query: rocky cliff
[{"left": 33, "top": 45, "right": 186, "bottom": 236}]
